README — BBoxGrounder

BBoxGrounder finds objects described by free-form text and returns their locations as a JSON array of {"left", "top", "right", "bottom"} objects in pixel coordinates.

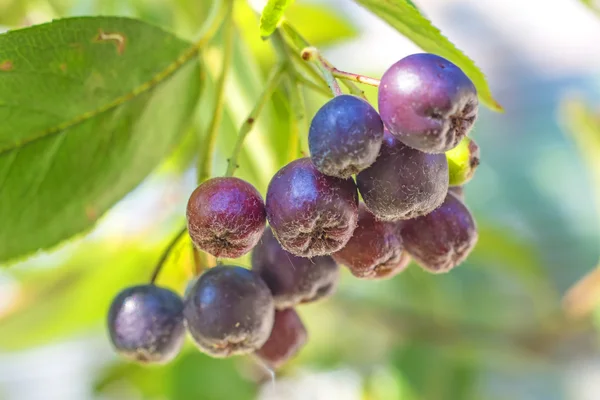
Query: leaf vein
[{"left": 0, "top": 44, "right": 200, "bottom": 156}]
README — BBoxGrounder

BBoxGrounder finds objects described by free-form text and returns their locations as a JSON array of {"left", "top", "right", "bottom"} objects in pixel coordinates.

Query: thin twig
[
  {"left": 197, "top": 7, "right": 235, "bottom": 184},
  {"left": 149, "top": 227, "right": 188, "bottom": 284},
  {"left": 224, "top": 64, "right": 286, "bottom": 176}
]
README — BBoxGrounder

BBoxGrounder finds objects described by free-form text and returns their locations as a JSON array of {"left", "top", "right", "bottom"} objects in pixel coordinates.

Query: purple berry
[
  {"left": 184, "top": 266, "right": 275, "bottom": 357},
  {"left": 266, "top": 158, "right": 359, "bottom": 257},
  {"left": 333, "top": 204, "right": 407, "bottom": 279},
  {"left": 356, "top": 132, "right": 448, "bottom": 221},
  {"left": 252, "top": 227, "right": 339, "bottom": 309},
  {"left": 378, "top": 53, "right": 478, "bottom": 153},
  {"left": 255, "top": 308, "right": 308, "bottom": 369},
  {"left": 186, "top": 177, "right": 266, "bottom": 258},
  {"left": 107, "top": 285, "right": 185, "bottom": 364},
  {"left": 400, "top": 192, "right": 478, "bottom": 273},
  {"left": 309, "top": 94, "right": 384, "bottom": 178}
]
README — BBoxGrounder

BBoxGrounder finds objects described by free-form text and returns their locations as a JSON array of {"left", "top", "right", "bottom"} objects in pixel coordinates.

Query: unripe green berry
[{"left": 446, "top": 137, "right": 480, "bottom": 186}]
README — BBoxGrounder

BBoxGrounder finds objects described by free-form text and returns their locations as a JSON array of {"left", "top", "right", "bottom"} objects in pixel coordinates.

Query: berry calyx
[
  {"left": 356, "top": 131, "right": 448, "bottom": 221},
  {"left": 252, "top": 227, "right": 339, "bottom": 309},
  {"left": 266, "top": 158, "right": 359, "bottom": 257},
  {"left": 186, "top": 177, "right": 266, "bottom": 259},
  {"left": 309, "top": 94, "right": 384, "bottom": 178},
  {"left": 255, "top": 308, "right": 308, "bottom": 369},
  {"left": 333, "top": 204, "right": 407, "bottom": 279},
  {"left": 446, "top": 137, "right": 480, "bottom": 186},
  {"left": 184, "top": 265, "right": 274, "bottom": 358},
  {"left": 378, "top": 53, "right": 478, "bottom": 153},
  {"left": 400, "top": 192, "right": 478, "bottom": 273},
  {"left": 107, "top": 284, "right": 185, "bottom": 364}
]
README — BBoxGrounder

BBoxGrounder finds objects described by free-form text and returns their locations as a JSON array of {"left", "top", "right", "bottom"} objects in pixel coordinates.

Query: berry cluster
[{"left": 107, "top": 53, "right": 481, "bottom": 369}]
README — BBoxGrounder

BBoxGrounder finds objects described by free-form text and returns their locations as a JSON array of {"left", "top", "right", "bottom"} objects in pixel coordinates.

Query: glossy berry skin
[
  {"left": 252, "top": 227, "right": 339, "bottom": 309},
  {"left": 333, "top": 204, "right": 407, "bottom": 279},
  {"left": 400, "top": 192, "right": 477, "bottom": 273},
  {"left": 309, "top": 94, "right": 384, "bottom": 178},
  {"left": 378, "top": 53, "right": 478, "bottom": 153},
  {"left": 186, "top": 177, "right": 266, "bottom": 259},
  {"left": 356, "top": 132, "right": 448, "bottom": 221},
  {"left": 446, "top": 137, "right": 480, "bottom": 186},
  {"left": 107, "top": 285, "right": 185, "bottom": 364},
  {"left": 266, "top": 158, "right": 359, "bottom": 257},
  {"left": 255, "top": 308, "right": 308, "bottom": 369},
  {"left": 184, "top": 266, "right": 274, "bottom": 358}
]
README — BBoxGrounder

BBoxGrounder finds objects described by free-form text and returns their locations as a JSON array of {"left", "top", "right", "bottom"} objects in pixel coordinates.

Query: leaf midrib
[{"left": 0, "top": 42, "right": 201, "bottom": 156}]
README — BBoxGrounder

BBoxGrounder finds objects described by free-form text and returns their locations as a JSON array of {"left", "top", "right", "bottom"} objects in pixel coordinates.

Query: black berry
[
  {"left": 378, "top": 53, "right": 478, "bottom": 153},
  {"left": 186, "top": 177, "right": 266, "bottom": 258},
  {"left": 255, "top": 308, "right": 307, "bottom": 369},
  {"left": 309, "top": 94, "right": 384, "bottom": 178},
  {"left": 356, "top": 131, "right": 448, "bottom": 221},
  {"left": 184, "top": 265, "right": 274, "bottom": 357},
  {"left": 107, "top": 284, "right": 185, "bottom": 364},
  {"left": 252, "top": 227, "right": 339, "bottom": 308},
  {"left": 266, "top": 158, "right": 359, "bottom": 257},
  {"left": 400, "top": 192, "right": 477, "bottom": 273}
]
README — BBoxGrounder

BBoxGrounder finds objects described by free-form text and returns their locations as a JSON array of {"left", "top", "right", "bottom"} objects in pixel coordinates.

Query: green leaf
[
  {"left": 580, "top": 0, "right": 600, "bottom": 17},
  {"left": 285, "top": 4, "right": 357, "bottom": 46},
  {"left": 560, "top": 98, "right": 600, "bottom": 318},
  {"left": 95, "top": 352, "right": 256, "bottom": 400},
  {"left": 236, "top": 2, "right": 357, "bottom": 68},
  {"left": 353, "top": 0, "right": 502, "bottom": 112},
  {"left": 0, "top": 17, "right": 202, "bottom": 263},
  {"left": 260, "top": 0, "right": 294, "bottom": 38},
  {"left": 561, "top": 98, "right": 600, "bottom": 222}
]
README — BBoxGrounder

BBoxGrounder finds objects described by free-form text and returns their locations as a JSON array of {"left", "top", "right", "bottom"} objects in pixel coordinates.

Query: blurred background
[{"left": 1, "top": 0, "right": 600, "bottom": 399}]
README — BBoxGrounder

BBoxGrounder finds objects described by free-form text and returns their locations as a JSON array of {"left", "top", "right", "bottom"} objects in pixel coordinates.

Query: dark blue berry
[
  {"left": 184, "top": 266, "right": 274, "bottom": 358},
  {"left": 309, "top": 94, "right": 384, "bottom": 178},
  {"left": 266, "top": 158, "right": 359, "bottom": 257},
  {"left": 107, "top": 284, "right": 185, "bottom": 364},
  {"left": 356, "top": 131, "right": 448, "bottom": 221}
]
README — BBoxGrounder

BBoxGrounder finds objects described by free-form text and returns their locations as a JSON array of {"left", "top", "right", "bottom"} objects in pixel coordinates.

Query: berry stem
[
  {"left": 293, "top": 74, "right": 331, "bottom": 97},
  {"left": 150, "top": 226, "right": 188, "bottom": 284},
  {"left": 224, "top": 63, "right": 286, "bottom": 176},
  {"left": 196, "top": 7, "right": 235, "bottom": 184},
  {"left": 331, "top": 69, "right": 381, "bottom": 87},
  {"left": 301, "top": 47, "right": 343, "bottom": 96},
  {"left": 281, "top": 22, "right": 370, "bottom": 99}
]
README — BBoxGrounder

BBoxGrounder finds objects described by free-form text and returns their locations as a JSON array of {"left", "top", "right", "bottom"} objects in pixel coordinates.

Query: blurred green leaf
[
  {"left": 561, "top": 98, "right": 600, "bottom": 222},
  {"left": 236, "top": 2, "right": 357, "bottom": 67},
  {"left": 580, "top": 0, "right": 600, "bottom": 17},
  {"left": 392, "top": 342, "right": 479, "bottom": 400},
  {"left": 260, "top": 0, "right": 294, "bottom": 38},
  {"left": 0, "top": 17, "right": 201, "bottom": 263},
  {"left": 95, "top": 351, "right": 256, "bottom": 400},
  {"left": 202, "top": 26, "right": 291, "bottom": 193},
  {"left": 286, "top": 4, "right": 357, "bottom": 46},
  {"left": 353, "top": 0, "right": 502, "bottom": 111},
  {"left": 363, "top": 366, "right": 418, "bottom": 400},
  {"left": 561, "top": 98, "right": 600, "bottom": 318},
  {"left": 470, "top": 220, "right": 558, "bottom": 313},
  {"left": 0, "top": 228, "right": 192, "bottom": 350}
]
